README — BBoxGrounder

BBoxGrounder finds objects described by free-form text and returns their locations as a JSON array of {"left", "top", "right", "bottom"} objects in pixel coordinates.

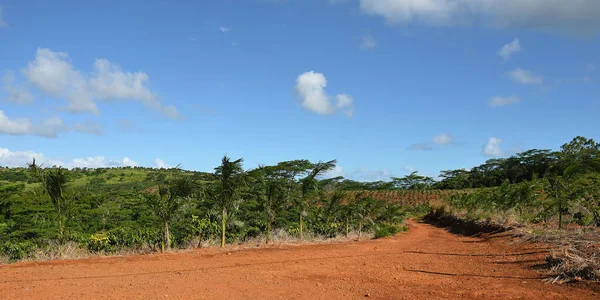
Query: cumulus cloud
[
  {"left": 483, "top": 137, "right": 504, "bottom": 157},
  {"left": 296, "top": 71, "right": 335, "bottom": 115},
  {"left": 219, "top": 26, "right": 231, "bottom": 33},
  {"left": 360, "top": 34, "right": 376, "bottom": 50},
  {"left": 89, "top": 59, "right": 181, "bottom": 118},
  {"left": 359, "top": 0, "right": 600, "bottom": 36},
  {"left": 19, "top": 48, "right": 180, "bottom": 118},
  {"left": 0, "top": 147, "right": 138, "bottom": 168},
  {"left": 0, "top": 110, "right": 67, "bottom": 138},
  {"left": 154, "top": 158, "right": 173, "bottom": 169},
  {"left": 2, "top": 72, "right": 34, "bottom": 104},
  {"left": 432, "top": 133, "right": 453, "bottom": 145},
  {"left": 498, "top": 38, "right": 520, "bottom": 62},
  {"left": 23, "top": 48, "right": 98, "bottom": 114},
  {"left": 489, "top": 95, "right": 520, "bottom": 107},
  {"left": 295, "top": 71, "right": 354, "bottom": 116},
  {"left": 508, "top": 68, "right": 543, "bottom": 85},
  {"left": 0, "top": 6, "right": 6, "bottom": 28}
]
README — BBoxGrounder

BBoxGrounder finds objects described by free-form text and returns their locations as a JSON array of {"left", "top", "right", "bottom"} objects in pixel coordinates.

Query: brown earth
[{"left": 0, "top": 221, "right": 598, "bottom": 299}]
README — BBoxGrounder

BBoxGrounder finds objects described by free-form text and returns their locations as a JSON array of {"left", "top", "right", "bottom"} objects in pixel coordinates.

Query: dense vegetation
[
  {"left": 1, "top": 136, "right": 598, "bottom": 263},
  {"left": 0, "top": 158, "right": 416, "bottom": 262},
  {"left": 432, "top": 136, "right": 600, "bottom": 228}
]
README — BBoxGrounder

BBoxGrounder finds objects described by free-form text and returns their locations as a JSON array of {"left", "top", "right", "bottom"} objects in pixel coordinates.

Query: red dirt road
[{"left": 0, "top": 221, "right": 597, "bottom": 299}]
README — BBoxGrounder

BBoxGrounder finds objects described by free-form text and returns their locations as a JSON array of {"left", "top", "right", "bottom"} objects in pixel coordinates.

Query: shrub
[
  {"left": 2, "top": 241, "right": 37, "bottom": 261},
  {"left": 374, "top": 223, "right": 406, "bottom": 239}
]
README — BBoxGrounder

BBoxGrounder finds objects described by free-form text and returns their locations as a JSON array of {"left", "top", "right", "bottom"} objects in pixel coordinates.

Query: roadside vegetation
[
  {"left": 428, "top": 136, "right": 600, "bottom": 281},
  {"left": 0, "top": 157, "right": 421, "bottom": 263},
  {"left": 1, "top": 136, "right": 598, "bottom": 282}
]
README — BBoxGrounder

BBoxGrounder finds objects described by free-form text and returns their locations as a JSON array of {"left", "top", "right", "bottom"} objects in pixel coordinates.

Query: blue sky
[{"left": 1, "top": 0, "right": 599, "bottom": 181}]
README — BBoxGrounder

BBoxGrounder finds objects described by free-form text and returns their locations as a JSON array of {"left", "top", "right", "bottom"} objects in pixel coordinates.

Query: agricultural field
[{"left": 0, "top": 136, "right": 599, "bottom": 299}]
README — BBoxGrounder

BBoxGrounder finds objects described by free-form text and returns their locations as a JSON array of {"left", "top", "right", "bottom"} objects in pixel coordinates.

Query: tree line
[{"left": 0, "top": 157, "right": 414, "bottom": 261}]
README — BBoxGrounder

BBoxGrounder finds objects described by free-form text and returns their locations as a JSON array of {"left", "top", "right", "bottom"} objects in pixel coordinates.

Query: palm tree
[
  {"left": 144, "top": 174, "right": 195, "bottom": 253},
  {"left": 299, "top": 160, "right": 336, "bottom": 239},
  {"left": 28, "top": 159, "right": 71, "bottom": 246},
  {"left": 214, "top": 156, "right": 245, "bottom": 247}
]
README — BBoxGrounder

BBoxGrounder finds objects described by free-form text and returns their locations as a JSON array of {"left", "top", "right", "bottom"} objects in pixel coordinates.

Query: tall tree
[
  {"left": 391, "top": 171, "right": 435, "bottom": 190},
  {"left": 144, "top": 173, "right": 195, "bottom": 253},
  {"left": 28, "top": 159, "right": 72, "bottom": 247},
  {"left": 214, "top": 156, "right": 245, "bottom": 247}
]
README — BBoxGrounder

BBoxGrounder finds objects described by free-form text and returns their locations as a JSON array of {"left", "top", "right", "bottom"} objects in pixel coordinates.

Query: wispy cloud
[
  {"left": 498, "top": 38, "right": 520, "bottom": 62},
  {"left": 360, "top": 34, "right": 376, "bottom": 50},
  {"left": 508, "top": 68, "right": 543, "bottom": 85},
  {"left": 489, "top": 95, "right": 520, "bottom": 107},
  {"left": 219, "top": 25, "right": 231, "bottom": 33}
]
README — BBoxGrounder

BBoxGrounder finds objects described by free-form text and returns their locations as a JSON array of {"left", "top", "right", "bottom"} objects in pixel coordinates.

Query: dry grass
[
  {"left": 518, "top": 226, "right": 600, "bottom": 282},
  {"left": 546, "top": 245, "right": 600, "bottom": 282}
]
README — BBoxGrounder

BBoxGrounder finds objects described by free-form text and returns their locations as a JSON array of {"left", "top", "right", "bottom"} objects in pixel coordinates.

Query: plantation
[
  {"left": 1, "top": 135, "right": 599, "bottom": 285},
  {"left": 0, "top": 158, "right": 420, "bottom": 262}
]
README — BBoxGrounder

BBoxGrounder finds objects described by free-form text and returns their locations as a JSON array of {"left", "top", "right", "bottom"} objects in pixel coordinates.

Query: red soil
[{"left": 0, "top": 221, "right": 597, "bottom": 299}]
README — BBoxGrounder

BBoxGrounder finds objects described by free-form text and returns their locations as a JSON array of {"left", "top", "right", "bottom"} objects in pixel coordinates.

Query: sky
[{"left": 1, "top": 0, "right": 599, "bottom": 181}]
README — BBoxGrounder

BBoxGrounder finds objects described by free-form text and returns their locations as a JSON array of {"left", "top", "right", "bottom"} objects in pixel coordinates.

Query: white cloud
[
  {"left": 0, "top": 147, "right": 137, "bottom": 168},
  {"left": 498, "top": 38, "right": 520, "bottom": 62},
  {"left": 219, "top": 26, "right": 231, "bottom": 33},
  {"left": 73, "top": 121, "right": 104, "bottom": 136},
  {"left": 20, "top": 48, "right": 180, "bottom": 118},
  {"left": 0, "top": 6, "right": 6, "bottom": 28},
  {"left": 360, "top": 34, "right": 376, "bottom": 50},
  {"left": 295, "top": 71, "right": 335, "bottom": 115},
  {"left": 483, "top": 137, "right": 504, "bottom": 157},
  {"left": 2, "top": 72, "right": 34, "bottom": 104},
  {"left": 0, "top": 110, "right": 67, "bottom": 138},
  {"left": 23, "top": 48, "right": 98, "bottom": 114},
  {"left": 359, "top": 0, "right": 600, "bottom": 36},
  {"left": 89, "top": 59, "right": 181, "bottom": 119},
  {"left": 154, "top": 158, "right": 172, "bottom": 169},
  {"left": 489, "top": 95, "right": 519, "bottom": 107},
  {"left": 335, "top": 94, "right": 354, "bottom": 117},
  {"left": 295, "top": 71, "right": 354, "bottom": 116},
  {"left": 508, "top": 68, "right": 543, "bottom": 85},
  {"left": 432, "top": 133, "right": 453, "bottom": 145}
]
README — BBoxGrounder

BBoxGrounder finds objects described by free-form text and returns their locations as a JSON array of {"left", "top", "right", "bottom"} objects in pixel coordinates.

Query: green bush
[
  {"left": 374, "top": 223, "right": 406, "bottom": 239},
  {"left": 2, "top": 241, "right": 37, "bottom": 261}
]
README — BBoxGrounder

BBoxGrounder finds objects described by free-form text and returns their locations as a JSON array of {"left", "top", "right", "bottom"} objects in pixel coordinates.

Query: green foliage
[
  {"left": 2, "top": 134, "right": 595, "bottom": 263},
  {"left": 190, "top": 215, "right": 219, "bottom": 247},
  {"left": 374, "top": 223, "right": 407, "bottom": 239},
  {"left": 2, "top": 240, "right": 36, "bottom": 261}
]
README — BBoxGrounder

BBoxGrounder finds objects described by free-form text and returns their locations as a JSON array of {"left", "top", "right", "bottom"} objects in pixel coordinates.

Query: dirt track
[{"left": 0, "top": 221, "right": 597, "bottom": 299}]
